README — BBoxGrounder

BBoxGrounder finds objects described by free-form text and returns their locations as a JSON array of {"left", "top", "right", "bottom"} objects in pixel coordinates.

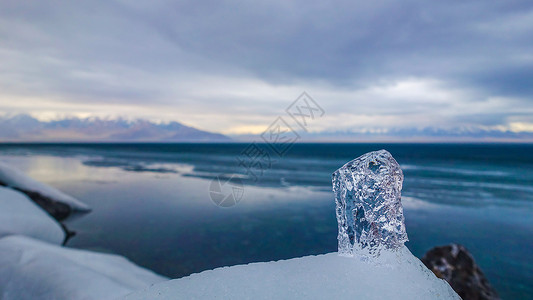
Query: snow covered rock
[
  {"left": 0, "top": 161, "right": 90, "bottom": 220},
  {"left": 124, "top": 246, "right": 459, "bottom": 300},
  {"left": 0, "top": 235, "right": 168, "bottom": 300},
  {"left": 0, "top": 187, "right": 64, "bottom": 244}
]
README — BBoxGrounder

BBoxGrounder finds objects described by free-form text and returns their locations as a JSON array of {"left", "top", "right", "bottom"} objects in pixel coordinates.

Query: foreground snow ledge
[
  {"left": 125, "top": 246, "right": 460, "bottom": 300},
  {"left": 0, "top": 235, "right": 168, "bottom": 300},
  {"left": 0, "top": 187, "right": 64, "bottom": 244}
]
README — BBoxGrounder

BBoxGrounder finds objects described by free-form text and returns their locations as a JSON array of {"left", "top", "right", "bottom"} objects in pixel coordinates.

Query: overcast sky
[{"left": 1, "top": 0, "right": 532, "bottom": 136}]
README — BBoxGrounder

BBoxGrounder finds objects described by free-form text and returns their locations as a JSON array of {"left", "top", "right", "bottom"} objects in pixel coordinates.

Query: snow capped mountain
[{"left": 0, "top": 115, "right": 230, "bottom": 142}]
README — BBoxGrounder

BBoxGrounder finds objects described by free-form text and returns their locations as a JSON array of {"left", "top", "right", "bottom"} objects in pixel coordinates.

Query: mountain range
[
  {"left": 297, "top": 127, "right": 533, "bottom": 142},
  {"left": 0, "top": 115, "right": 230, "bottom": 142},
  {"left": 1, "top": 114, "right": 531, "bottom": 143}
]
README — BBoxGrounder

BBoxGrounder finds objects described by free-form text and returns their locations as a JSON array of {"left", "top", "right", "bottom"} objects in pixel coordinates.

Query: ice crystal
[{"left": 332, "top": 150, "right": 408, "bottom": 257}]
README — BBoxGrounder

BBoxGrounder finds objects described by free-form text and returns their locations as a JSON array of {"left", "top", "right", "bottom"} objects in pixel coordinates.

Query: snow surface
[
  {"left": 124, "top": 246, "right": 460, "bottom": 300},
  {"left": 0, "top": 161, "right": 90, "bottom": 212},
  {"left": 0, "top": 186, "right": 64, "bottom": 244},
  {"left": 0, "top": 235, "right": 168, "bottom": 300}
]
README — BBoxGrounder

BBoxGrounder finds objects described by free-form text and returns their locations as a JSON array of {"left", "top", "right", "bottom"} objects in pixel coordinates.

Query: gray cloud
[{"left": 0, "top": 0, "right": 532, "bottom": 135}]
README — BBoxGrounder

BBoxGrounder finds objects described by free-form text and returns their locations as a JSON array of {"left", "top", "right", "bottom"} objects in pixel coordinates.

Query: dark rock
[
  {"left": 421, "top": 244, "right": 500, "bottom": 300},
  {"left": 11, "top": 187, "right": 72, "bottom": 221}
]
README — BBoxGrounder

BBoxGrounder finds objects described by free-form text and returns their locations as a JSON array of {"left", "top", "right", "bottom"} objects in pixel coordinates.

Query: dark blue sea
[{"left": 0, "top": 143, "right": 532, "bottom": 299}]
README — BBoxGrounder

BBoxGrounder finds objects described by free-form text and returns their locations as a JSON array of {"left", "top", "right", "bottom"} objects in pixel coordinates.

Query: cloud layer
[{"left": 0, "top": 0, "right": 532, "bottom": 137}]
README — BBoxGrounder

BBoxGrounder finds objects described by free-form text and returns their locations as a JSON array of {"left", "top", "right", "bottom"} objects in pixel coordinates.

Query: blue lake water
[{"left": 0, "top": 143, "right": 532, "bottom": 299}]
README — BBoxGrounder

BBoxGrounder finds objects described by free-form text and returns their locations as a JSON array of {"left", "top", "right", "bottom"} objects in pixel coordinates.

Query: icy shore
[
  {"left": 0, "top": 162, "right": 167, "bottom": 300},
  {"left": 0, "top": 156, "right": 461, "bottom": 300}
]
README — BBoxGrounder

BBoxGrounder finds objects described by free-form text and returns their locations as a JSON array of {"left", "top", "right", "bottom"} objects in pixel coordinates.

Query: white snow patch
[
  {"left": 0, "top": 235, "right": 168, "bottom": 300},
  {"left": 0, "top": 187, "right": 64, "bottom": 244},
  {"left": 0, "top": 161, "right": 90, "bottom": 212},
  {"left": 124, "top": 246, "right": 460, "bottom": 300}
]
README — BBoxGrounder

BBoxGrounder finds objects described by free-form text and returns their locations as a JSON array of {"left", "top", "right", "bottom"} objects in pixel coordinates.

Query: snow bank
[
  {"left": 0, "top": 186, "right": 64, "bottom": 244},
  {"left": 0, "top": 235, "right": 168, "bottom": 300},
  {"left": 124, "top": 246, "right": 460, "bottom": 300},
  {"left": 0, "top": 161, "right": 90, "bottom": 217}
]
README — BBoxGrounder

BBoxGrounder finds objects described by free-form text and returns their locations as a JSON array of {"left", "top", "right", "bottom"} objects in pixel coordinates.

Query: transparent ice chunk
[{"left": 332, "top": 150, "right": 408, "bottom": 257}]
